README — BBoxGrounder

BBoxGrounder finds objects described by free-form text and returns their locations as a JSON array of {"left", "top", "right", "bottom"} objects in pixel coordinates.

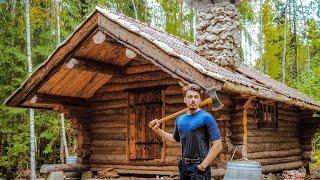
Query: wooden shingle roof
[{"left": 4, "top": 6, "right": 320, "bottom": 111}]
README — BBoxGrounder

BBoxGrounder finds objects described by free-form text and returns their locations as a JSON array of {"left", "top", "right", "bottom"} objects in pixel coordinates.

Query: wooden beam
[
  {"left": 30, "top": 93, "right": 88, "bottom": 106},
  {"left": 4, "top": 12, "right": 99, "bottom": 108},
  {"left": 66, "top": 57, "right": 123, "bottom": 76},
  {"left": 93, "top": 31, "right": 106, "bottom": 44},
  {"left": 125, "top": 48, "right": 137, "bottom": 59}
]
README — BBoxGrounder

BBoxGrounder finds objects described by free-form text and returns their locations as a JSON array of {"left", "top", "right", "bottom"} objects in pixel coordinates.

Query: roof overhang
[{"left": 4, "top": 6, "right": 320, "bottom": 112}]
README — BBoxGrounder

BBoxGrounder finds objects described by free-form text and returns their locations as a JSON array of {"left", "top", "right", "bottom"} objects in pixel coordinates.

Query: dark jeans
[{"left": 178, "top": 160, "right": 211, "bottom": 180}]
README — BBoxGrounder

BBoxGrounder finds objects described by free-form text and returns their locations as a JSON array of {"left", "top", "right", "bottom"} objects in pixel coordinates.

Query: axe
[{"left": 157, "top": 88, "right": 224, "bottom": 124}]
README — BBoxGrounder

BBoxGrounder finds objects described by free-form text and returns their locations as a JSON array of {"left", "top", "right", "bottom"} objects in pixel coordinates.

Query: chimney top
[{"left": 185, "top": 0, "right": 241, "bottom": 71}]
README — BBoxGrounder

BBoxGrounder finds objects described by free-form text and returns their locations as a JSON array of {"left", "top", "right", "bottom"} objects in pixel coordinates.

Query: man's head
[{"left": 182, "top": 84, "right": 203, "bottom": 111}]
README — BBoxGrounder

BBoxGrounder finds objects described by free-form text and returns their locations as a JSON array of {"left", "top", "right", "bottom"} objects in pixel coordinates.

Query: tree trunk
[
  {"left": 131, "top": 0, "right": 138, "bottom": 20},
  {"left": 26, "top": 0, "right": 36, "bottom": 178},
  {"left": 259, "top": 0, "right": 263, "bottom": 73},
  {"left": 60, "top": 134, "right": 65, "bottom": 163},
  {"left": 299, "top": 0, "right": 310, "bottom": 72},
  {"left": 55, "top": 0, "right": 69, "bottom": 162},
  {"left": 293, "top": 0, "right": 298, "bottom": 79},
  {"left": 61, "top": 113, "right": 69, "bottom": 158},
  {"left": 282, "top": 0, "right": 287, "bottom": 83}
]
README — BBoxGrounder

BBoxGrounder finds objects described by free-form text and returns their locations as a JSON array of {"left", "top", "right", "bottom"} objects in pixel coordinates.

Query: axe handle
[{"left": 157, "top": 98, "right": 212, "bottom": 124}]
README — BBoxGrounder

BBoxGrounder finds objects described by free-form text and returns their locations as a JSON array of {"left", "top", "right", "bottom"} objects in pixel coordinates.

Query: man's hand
[
  {"left": 197, "top": 164, "right": 206, "bottom": 172},
  {"left": 149, "top": 119, "right": 160, "bottom": 131}
]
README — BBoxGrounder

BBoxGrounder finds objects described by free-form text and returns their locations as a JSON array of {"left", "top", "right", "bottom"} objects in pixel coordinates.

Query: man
[{"left": 149, "top": 84, "right": 223, "bottom": 180}]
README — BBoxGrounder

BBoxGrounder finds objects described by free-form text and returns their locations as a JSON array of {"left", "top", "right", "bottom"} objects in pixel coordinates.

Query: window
[
  {"left": 253, "top": 100, "right": 278, "bottom": 131},
  {"left": 127, "top": 88, "right": 163, "bottom": 160}
]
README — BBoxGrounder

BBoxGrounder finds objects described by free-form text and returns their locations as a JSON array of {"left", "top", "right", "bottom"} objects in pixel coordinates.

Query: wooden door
[{"left": 127, "top": 89, "right": 163, "bottom": 160}]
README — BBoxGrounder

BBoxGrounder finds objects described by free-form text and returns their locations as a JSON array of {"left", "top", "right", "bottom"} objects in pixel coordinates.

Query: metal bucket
[
  {"left": 224, "top": 160, "right": 263, "bottom": 180},
  {"left": 66, "top": 156, "right": 77, "bottom": 164}
]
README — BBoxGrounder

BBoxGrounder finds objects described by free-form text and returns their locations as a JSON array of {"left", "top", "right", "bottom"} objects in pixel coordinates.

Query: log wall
[
  {"left": 62, "top": 105, "right": 91, "bottom": 164},
  {"left": 299, "top": 112, "right": 320, "bottom": 165},
  {"left": 88, "top": 60, "right": 179, "bottom": 171},
  {"left": 230, "top": 97, "right": 314, "bottom": 173},
  {"left": 85, "top": 59, "right": 233, "bottom": 176}
]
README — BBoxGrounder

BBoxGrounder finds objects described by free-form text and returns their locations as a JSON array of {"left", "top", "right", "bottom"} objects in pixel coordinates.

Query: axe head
[{"left": 205, "top": 88, "right": 224, "bottom": 111}]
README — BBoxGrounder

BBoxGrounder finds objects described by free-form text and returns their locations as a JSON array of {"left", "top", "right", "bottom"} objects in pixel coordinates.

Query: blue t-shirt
[{"left": 173, "top": 109, "right": 221, "bottom": 159}]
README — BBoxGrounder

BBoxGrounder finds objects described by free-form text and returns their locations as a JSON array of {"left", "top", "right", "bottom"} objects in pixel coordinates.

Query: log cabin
[{"left": 4, "top": 3, "right": 320, "bottom": 178}]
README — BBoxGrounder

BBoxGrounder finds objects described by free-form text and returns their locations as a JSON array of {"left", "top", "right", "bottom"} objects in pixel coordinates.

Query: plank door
[{"left": 127, "top": 89, "right": 163, "bottom": 160}]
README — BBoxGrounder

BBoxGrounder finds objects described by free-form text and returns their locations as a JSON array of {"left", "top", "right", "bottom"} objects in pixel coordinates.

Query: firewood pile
[
  {"left": 97, "top": 168, "right": 119, "bottom": 178},
  {"left": 282, "top": 170, "right": 305, "bottom": 180}
]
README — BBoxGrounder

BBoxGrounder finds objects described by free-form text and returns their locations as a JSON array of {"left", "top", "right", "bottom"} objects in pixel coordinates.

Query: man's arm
[
  {"left": 198, "top": 140, "right": 223, "bottom": 171},
  {"left": 149, "top": 119, "right": 178, "bottom": 143}
]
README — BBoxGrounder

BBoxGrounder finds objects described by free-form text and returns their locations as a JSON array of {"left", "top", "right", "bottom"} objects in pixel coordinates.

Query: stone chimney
[{"left": 186, "top": 0, "right": 241, "bottom": 71}]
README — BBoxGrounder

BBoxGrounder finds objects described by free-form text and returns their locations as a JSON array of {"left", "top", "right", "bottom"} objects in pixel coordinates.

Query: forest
[{"left": 0, "top": 0, "right": 319, "bottom": 178}]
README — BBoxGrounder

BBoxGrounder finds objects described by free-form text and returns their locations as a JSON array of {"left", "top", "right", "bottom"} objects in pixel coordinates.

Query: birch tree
[
  {"left": 54, "top": 0, "right": 69, "bottom": 163},
  {"left": 25, "top": 0, "right": 36, "bottom": 178},
  {"left": 282, "top": 0, "right": 288, "bottom": 83}
]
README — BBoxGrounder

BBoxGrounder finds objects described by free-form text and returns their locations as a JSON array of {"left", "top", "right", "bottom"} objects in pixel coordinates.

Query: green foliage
[
  {"left": 156, "top": 0, "right": 195, "bottom": 42},
  {"left": 0, "top": 0, "right": 319, "bottom": 177},
  {"left": 238, "top": 0, "right": 255, "bottom": 23}
]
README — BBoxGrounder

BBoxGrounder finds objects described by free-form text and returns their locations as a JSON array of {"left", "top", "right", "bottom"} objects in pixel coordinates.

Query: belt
[{"left": 180, "top": 157, "right": 204, "bottom": 164}]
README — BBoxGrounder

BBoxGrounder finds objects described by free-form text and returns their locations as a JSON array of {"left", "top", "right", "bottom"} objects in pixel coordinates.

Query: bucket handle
[{"left": 230, "top": 146, "right": 237, "bottom": 161}]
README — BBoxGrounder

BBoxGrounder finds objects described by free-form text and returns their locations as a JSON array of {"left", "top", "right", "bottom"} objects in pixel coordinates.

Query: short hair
[{"left": 182, "top": 84, "right": 203, "bottom": 97}]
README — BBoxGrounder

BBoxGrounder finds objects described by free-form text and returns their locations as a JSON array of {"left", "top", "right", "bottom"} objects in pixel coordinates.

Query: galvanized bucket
[
  {"left": 224, "top": 160, "right": 263, "bottom": 180},
  {"left": 66, "top": 156, "right": 77, "bottom": 164}
]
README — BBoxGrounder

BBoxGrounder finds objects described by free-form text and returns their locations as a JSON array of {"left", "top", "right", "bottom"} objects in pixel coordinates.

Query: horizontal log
[
  {"left": 90, "top": 121, "right": 127, "bottom": 128},
  {"left": 91, "top": 114, "right": 126, "bottom": 122},
  {"left": 124, "top": 64, "right": 162, "bottom": 74},
  {"left": 165, "top": 104, "right": 185, "bottom": 113},
  {"left": 66, "top": 57, "right": 123, "bottom": 76},
  {"left": 92, "top": 133, "right": 126, "bottom": 140},
  {"left": 40, "top": 164, "right": 90, "bottom": 174},
  {"left": 90, "top": 146, "right": 126, "bottom": 154},
  {"left": 165, "top": 85, "right": 182, "bottom": 95},
  {"left": 76, "top": 148, "right": 91, "bottom": 159},
  {"left": 91, "top": 99, "right": 127, "bottom": 110},
  {"left": 261, "top": 161, "right": 304, "bottom": 173},
  {"left": 166, "top": 147, "right": 180, "bottom": 156},
  {"left": 91, "top": 127, "right": 126, "bottom": 135},
  {"left": 231, "top": 117, "right": 298, "bottom": 127},
  {"left": 277, "top": 109, "right": 299, "bottom": 116},
  {"left": 91, "top": 108, "right": 127, "bottom": 115},
  {"left": 278, "top": 114, "right": 299, "bottom": 122},
  {"left": 231, "top": 126, "right": 298, "bottom": 133},
  {"left": 247, "top": 142, "right": 300, "bottom": 152},
  {"left": 91, "top": 164, "right": 178, "bottom": 171},
  {"left": 232, "top": 131, "right": 298, "bottom": 138},
  {"left": 247, "top": 149, "right": 302, "bottom": 159},
  {"left": 255, "top": 155, "right": 301, "bottom": 165},
  {"left": 90, "top": 165, "right": 225, "bottom": 177},
  {"left": 109, "top": 71, "right": 171, "bottom": 83},
  {"left": 91, "top": 140, "right": 126, "bottom": 147},
  {"left": 100, "top": 79, "right": 179, "bottom": 92},
  {"left": 278, "top": 105, "right": 299, "bottom": 111},
  {"left": 90, "top": 154, "right": 176, "bottom": 166},
  {"left": 91, "top": 91, "right": 126, "bottom": 101},
  {"left": 231, "top": 136, "right": 299, "bottom": 143},
  {"left": 32, "top": 93, "right": 88, "bottom": 106},
  {"left": 165, "top": 95, "right": 184, "bottom": 105},
  {"left": 166, "top": 142, "right": 181, "bottom": 148}
]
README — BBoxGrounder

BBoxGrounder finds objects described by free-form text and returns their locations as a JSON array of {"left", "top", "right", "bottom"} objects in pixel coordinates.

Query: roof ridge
[{"left": 95, "top": 6, "right": 194, "bottom": 47}]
